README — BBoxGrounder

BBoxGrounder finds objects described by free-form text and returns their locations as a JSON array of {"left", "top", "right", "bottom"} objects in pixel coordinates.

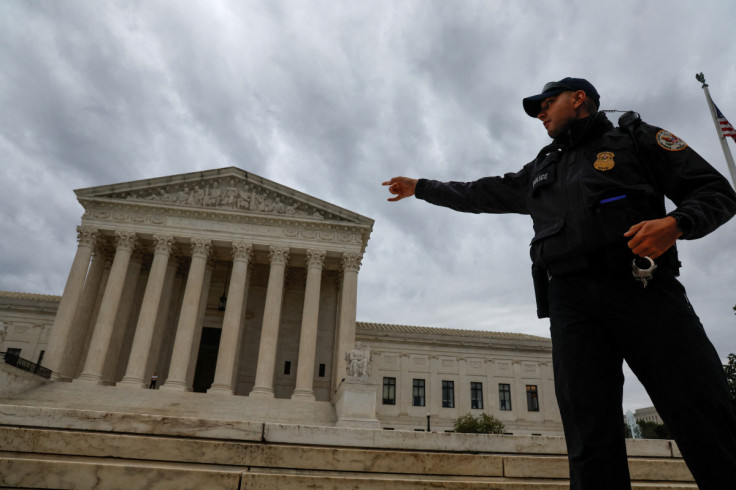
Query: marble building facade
[{"left": 0, "top": 167, "right": 562, "bottom": 435}]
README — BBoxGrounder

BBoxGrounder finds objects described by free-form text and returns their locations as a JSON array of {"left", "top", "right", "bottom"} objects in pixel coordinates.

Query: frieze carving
[{"left": 110, "top": 177, "right": 347, "bottom": 222}]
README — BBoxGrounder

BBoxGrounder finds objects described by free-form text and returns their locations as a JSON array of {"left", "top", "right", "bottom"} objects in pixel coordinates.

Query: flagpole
[{"left": 696, "top": 73, "right": 736, "bottom": 189}]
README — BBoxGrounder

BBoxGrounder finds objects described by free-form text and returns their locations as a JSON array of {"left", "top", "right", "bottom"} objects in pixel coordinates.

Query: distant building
[
  {"left": 0, "top": 168, "right": 562, "bottom": 435},
  {"left": 634, "top": 406, "right": 663, "bottom": 425}
]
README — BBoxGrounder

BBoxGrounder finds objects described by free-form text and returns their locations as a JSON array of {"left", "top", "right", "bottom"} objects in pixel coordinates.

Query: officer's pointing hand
[
  {"left": 382, "top": 177, "right": 417, "bottom": 202},
  {"left": 624, "top": 217, "right": 683, "bottom": 259}
]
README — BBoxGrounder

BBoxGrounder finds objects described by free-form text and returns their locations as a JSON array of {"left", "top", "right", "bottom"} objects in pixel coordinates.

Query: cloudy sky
[{"left": 2, "top": 0, "right": 736, "bottom": 411}]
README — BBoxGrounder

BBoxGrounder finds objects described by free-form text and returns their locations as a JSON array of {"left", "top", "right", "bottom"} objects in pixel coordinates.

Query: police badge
[{"left": 593, "top": 151, "right": 615, "bottom": 171}]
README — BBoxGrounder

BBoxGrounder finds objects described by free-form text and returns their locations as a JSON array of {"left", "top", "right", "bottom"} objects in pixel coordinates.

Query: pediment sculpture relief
[{"left": 109, "top": 178, "right": 342, "bottom": 221}]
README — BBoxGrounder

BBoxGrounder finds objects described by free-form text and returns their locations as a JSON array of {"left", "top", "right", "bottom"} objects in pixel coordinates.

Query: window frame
[
  {"left": 382, "top": 377, "right": 397, "bottom": 405},
  {"left": 499, "top": 383, "right": 512, "bottom": 411},
  {"left": 412, "top": 378, "right": 426, "bottom": 407},
  {"left": 442, "top": 380, "right": 455, "bottom": 408},
  {"left": 526, "top": 384, "right": 540, "bottom": 412},
  {"left": 470, "top": 381, "right": 484, "bottom": 410}
]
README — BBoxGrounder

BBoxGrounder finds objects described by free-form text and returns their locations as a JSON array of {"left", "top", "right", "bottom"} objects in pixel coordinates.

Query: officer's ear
[{"left": 572, "top": 90, "right": 593, "bottom": 117}]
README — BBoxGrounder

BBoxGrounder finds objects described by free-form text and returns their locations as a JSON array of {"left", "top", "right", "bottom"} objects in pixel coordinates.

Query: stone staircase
[{"left": 0, "top": 402, "right": 696, "bottom": 489}]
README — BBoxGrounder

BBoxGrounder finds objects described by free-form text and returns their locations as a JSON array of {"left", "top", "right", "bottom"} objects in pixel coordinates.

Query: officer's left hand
[{"left": 624, "top": 217, "right": 683, "bottom": 259}]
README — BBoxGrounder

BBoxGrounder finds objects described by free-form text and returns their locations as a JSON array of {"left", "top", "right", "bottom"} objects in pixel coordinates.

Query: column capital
[
  {"left": 232, "top": 242, "right": 254, "bottom": 262},
  {"left": 152, "top": 235, "right": 175, "bottom": 255},
  {"left": 269, "top": 245, "right": 290, "bottom": 266},
  {"left": 190, "top": 237, "right": 212, "bottom": 259},
  {"left": 76, "top": 226, "right": 99, "bottom": 247},
  {"left": 306, "top": 249, "right": 327, "bottom": 270},
  {"left": 114, "top": 231, "right": 137, "bottom": 251},
  {"left": 341, "top": 252, "right": 363, "bottom": 272}
]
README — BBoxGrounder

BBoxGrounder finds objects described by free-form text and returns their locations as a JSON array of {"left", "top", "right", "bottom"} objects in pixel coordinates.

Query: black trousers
[{"left": 548, "top": 270, "right": 736, "bottom": 489}]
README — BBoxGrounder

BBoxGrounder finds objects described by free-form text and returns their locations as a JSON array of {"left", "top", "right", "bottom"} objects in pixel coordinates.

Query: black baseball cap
[{"left": 523, "top": 77, "right": 600, "bottom": 117}]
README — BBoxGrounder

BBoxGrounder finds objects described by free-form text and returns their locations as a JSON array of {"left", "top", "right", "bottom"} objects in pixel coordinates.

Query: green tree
[
  {"left": 452, "top": 413, "right": 505, "bottom": 434},
  {"left": 723, "top": 353, "right": 736, "bottom": 410},
  {"left": 636, "top": 420, "right": 672, "bottom": 440}
]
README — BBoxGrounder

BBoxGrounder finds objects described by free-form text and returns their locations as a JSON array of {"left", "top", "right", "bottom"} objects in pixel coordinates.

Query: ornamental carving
[
  {"left": 268, "top": 246, "right": 290, "bottom": 266},
  {"left": 76, "top": 226, "right": 99, "bottom": 248},
  {"left": 190, "top": 238, "right": 212, "bottom": 259},
  {"left": 306, "top": 249, "right": 327, "bottom": 269},
  {"left": 110, "top": 177, "right": 347, "bottom": 222},
  {"left": 232, "top": 242, "right": 254, "bottom": 262},
  {"left": 341, "top": 253, "right": 363, "bottom": 272},
  {"left": 114, "top": 231, "right": 137, "bottom": 251},
  {"left": 152, "top": 235, "right": 175, "bottom": 255}
]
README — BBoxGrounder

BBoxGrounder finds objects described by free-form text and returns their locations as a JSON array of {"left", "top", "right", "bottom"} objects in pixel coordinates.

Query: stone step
[
  {"left": 3, "top": 380, "right": 338, "bottom": 425},
  {"left": 0, "top": 426, "right": 697, "bottom": 488},
  {"left": 0, "top": 453, "right": 697, "bottom": 490}
]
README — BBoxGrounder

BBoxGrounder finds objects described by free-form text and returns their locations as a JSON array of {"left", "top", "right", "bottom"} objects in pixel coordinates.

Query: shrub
[{"left": 453, "top": 413, "right": 505, "bottom": 434}]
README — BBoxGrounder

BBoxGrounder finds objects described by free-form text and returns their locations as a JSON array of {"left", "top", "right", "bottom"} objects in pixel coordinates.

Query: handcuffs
[{"left": 631, "top": 256, "right": 657, "bottom": 288}]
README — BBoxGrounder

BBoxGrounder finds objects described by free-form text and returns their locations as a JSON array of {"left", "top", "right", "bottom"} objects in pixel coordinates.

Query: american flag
[{"left": 714, "top": 103, "right": 736, "bottom": 142}]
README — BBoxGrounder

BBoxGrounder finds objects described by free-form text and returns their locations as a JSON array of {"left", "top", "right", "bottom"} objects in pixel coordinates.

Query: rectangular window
[
  {"left": 499, "top": 384, "right": 512, "bottom": 411},
  {"left": 412, "top": 379, "right": 425, "bottom": 407},
  {"left": 284, "top": 361, "right": 291, "bottom": 375},
  {"left": 471, "top": 382, "right": 483, "bottom": 409},
  {"left": 526, "top": 385, "right": 540, "bottom": 412},
  {"left": 6, "top": 348, "right": 21, "bottom": 358},
  {"left": 442, "top": 380, "right": 455, "bottom": 408},
  {"left": 318, "top": 363, "right": 326, "bottom": 377},
  {"left": 382, "top": 377, "right": 396, "bottom": 405}
]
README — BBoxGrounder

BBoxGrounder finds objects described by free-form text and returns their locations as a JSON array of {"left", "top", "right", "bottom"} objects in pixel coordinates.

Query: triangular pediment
[{"left": 75, "top": 167, "right": 372, "bottom": 226}]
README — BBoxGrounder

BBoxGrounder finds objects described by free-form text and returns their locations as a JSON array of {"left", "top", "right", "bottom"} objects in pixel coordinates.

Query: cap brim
[{"left": 522, "top": 89, "right": 566, "bottom": 117}]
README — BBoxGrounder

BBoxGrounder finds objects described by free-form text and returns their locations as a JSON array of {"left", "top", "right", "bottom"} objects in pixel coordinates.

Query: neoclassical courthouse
[{"left": 0, "top": 167, "right": 561, "bottom": 435}]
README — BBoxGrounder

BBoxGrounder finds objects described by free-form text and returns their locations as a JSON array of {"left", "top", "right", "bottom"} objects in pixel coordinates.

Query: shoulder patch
[{"left": 656, "top": 130, "right": 688, "bottom": 151}]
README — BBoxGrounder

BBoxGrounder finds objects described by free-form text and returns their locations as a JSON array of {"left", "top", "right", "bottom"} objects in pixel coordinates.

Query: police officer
[{"left": 383, "top": 77, "right": 736, "bottom": 489}]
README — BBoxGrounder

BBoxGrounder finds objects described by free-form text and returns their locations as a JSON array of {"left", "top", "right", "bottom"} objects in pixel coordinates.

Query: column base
[
  {"left": 291, "top": 389, "right": 316, "bottom": 401},
  {"left": 74, "top": 372, "right": 104, "bottom": 384},
  {"left": 248, "top": 386, "right": 274, "bottom": 398},
  {"left": 207, "top": 384, "right": 234, "bottom": 395},
  {"left": 159, "top": 379, "right": 190, "bottom": 392},
  {"left": 117, "top": 377, "right": 146, "bottom": 389}
]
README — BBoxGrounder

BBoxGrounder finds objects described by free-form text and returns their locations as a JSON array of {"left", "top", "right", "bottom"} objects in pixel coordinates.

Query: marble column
[
  {"left": 160, "top": 238, "right": 211, "bottom": 391},
  {"left": 57, "top": 243, "right": 108, "bottom": 380},
  {"left": 118, "top": 235, "right": 175, "bottom": 388},
  {"left": 209, "top": 242, "right": 253, "bottom": 395},
  {"left": 332, "top": 253, "right": 361, "bottom": 393},
  {"left": 76, "top": 255, "right": 113, "bottom": 378},
  {"left": 291, "top": 249, "right": 326, "bottom": 401},
  {"left": 45, "top": 226, "right": 98, "bottom": 379},
  {"left": 185, "top": 258, "right": 214, "bottom": 389},
  {"left": 249, "top": 245, "right": 289, "bottom": 398},
  {"left": 102, "top": 250, "right": 144, "bottom": 384},
  {"left": 77, "top": 231, "right": 137, "bottom": 383}
]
